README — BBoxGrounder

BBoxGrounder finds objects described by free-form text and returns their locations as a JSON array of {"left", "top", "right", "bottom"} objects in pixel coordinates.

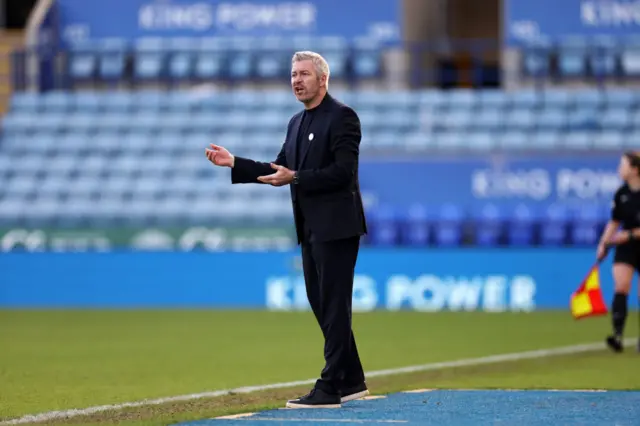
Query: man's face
[{"left": 291, "top": 59, "right": 324, "bottom": 103}]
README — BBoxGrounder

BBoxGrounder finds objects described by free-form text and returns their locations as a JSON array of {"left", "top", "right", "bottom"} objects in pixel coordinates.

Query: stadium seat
[
  {"left": 506, "top": 204, "right": 538, "bottom": 246},
  {"left": 570, "top": 204, "right": 604, "bottom": 246},
  {"left": 400, "top": 204, "right": 431, "bottom": 247},
  {"left": 540, "top": 204, "right": 570, "bottom": 246},
  {"left": 433, "top": 204, "right": 464, "bottom": 247},
  {"left": 473, "top": 203, "right": 506, "bottom": 247},
  {"left": 368, "top": 205, "right": 400, "bottom": 247}
]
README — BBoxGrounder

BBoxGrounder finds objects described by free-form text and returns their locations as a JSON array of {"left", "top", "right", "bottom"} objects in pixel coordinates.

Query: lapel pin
[{"left": 308, "top": 133, "right": 314, "bottom": 141}]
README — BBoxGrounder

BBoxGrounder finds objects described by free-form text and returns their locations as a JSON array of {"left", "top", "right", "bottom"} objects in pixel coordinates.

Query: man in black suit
[{"left": 205, "top": 51, "right": 368, "bottom": 408}]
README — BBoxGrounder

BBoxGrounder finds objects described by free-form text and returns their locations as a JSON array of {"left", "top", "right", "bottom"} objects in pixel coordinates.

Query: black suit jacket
[{"left": 230, "top": 92, "right": 367, "bottom": 244}]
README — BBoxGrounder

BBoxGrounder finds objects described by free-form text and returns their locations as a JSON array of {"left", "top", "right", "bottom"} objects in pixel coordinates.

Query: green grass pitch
[{"left": 1, "top": 310, "right": 638, "bottom": 425}]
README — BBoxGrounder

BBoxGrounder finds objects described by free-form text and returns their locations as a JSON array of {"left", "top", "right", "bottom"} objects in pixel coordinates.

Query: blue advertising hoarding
[
  {"left": 504, "top": 0, "right": 640, "bottom": 45},
  {"left": 358, "top": 154, "right": 621, "bottom": 210},
  {"left": 55, "top": 0, "right": 401, "bottom": 46},
  {"left": 1, "top": 249, "right": 635, "bottom": 310}
]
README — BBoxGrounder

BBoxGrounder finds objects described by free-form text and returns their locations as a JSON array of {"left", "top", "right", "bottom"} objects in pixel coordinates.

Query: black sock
[{"left": 612, "top": 293, "right": 628, "bottom": 337}]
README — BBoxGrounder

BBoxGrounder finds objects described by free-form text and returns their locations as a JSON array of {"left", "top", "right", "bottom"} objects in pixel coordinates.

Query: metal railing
[{"left": 9, "top": 36, "right": 640, "bottom": 93}]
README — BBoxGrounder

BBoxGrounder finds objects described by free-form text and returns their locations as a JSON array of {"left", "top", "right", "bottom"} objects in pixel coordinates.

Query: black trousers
[{"left": 300, "top": 232, "right": 365, "bottom": 395}]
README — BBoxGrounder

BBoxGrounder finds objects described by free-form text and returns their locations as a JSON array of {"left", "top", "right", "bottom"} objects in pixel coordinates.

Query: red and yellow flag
[{"left": 570, "top": 263, "right": 608, "bottom": 319}]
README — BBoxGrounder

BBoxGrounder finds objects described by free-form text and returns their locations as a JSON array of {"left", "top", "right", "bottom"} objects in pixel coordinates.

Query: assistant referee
[{"left": 597, "top": 151, "right": 640, "bottom": 353}]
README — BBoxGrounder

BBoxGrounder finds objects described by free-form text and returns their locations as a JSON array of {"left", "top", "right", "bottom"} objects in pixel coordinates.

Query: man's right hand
[{"left": 205, "top": 144, "right": 235, "bottom": 168}]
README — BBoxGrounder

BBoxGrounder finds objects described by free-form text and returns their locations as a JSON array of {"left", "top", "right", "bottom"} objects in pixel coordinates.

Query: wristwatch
[{"left": 292, "top": 171, "right": 299, "bottom": 185}]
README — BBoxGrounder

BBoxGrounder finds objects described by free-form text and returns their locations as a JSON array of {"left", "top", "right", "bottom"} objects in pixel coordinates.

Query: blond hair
[{"left": 292, "top": 51, "right": 330, "bottom": 89}]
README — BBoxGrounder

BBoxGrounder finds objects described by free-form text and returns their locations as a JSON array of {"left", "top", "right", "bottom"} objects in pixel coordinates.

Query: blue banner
[
  {"left": 56, "top": 0, "right": 401, "bottom": 46},
  {"left": 504, "top": 0, "right": 640, "bottom": 45},
  {"left": 358, "top": 154, "right": 621, "bottom": 210},
  {"left": 1, "top": 249, "right": 634, "bottom": 310}
]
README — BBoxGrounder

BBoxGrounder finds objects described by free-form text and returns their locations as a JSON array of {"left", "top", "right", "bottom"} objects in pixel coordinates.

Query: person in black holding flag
[{"left": 597, "top": 151, "right": 640, "bottom": 353}]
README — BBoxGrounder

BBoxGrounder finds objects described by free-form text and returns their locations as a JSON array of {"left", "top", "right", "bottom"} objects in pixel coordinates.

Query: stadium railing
[{"left": 9, "top": 35, "right": 640, "bottom": 92}]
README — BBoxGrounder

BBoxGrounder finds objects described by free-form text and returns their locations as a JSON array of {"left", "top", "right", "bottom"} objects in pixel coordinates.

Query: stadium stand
[
  {"left": 1, "top": 85, "right": 634, "bottom": 247},
  {"left": 2, "top": 25, "right": 640, "bottom": 249}
]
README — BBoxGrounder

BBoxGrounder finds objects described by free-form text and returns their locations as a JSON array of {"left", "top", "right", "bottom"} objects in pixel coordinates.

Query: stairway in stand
[{"left": 0, "top": 30, "right": 25, "bottom": 116}]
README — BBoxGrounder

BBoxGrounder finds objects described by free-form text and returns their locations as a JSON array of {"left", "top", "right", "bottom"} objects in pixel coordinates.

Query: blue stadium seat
[
  {"left": 507, "top": 204, "right": 538, "bottom": 246},
  {"left": 540, "top": 204, "right": 570, "bottom": 246},
  {"left": 368, "top": 206, "right": 400, "bottom": 246},
  {"left": 98, "top": 38, "right": 128, "bottom": 81},
  {"left": 589, "top": 36, "right": 618, "bottom": 78},
  {"left": 593, "top": 131, "right": 624, "bottom": 149},
  {"left": 433, "top": 204, "right": 464, "bottom": 246},
  {"left": 621, "top": 36, "right": 640, "bottom": 77},
  {"left": 67, "top": 40, "right": 99, "bottom": 80},
  {"left": 521, "top": 38, "right": 551, "bottom": 78},
  {"left": 254, "top": 37, "right": 290, "bottom": 80},
  {"left": 473, "top": 203, "right": 505, "bottom": 246},
  {"left": 600, "top": 108, "right": 631, "bottom": 130},
  {"left": 571, "top": 204, "right": 603, "bottom": 246},
  {"left": 352, "top": 38, "right": 382, "bottom": 79},
  {"left": 562, "top": 132, "right": 592, "bottom": 150},
  {"left": 133, "top": 37, "right": 166, "bottom": 80},
  {"left": 9, "top": 92, "right": 41, "bottom": 112},
  {"left": 558, "top": 37, "right": 588, "bottom": 78},
  {"left": 400, "top": 204, "right": 431, "bottom": 246},
  {"left": 227, "top": 37, "right": 255, "bottom": 81},
  {"left": 194, "top": 38, "right": 227, "bottom": 81},
  {"left": 604, "top": 90, "right": 637, "bottom": 109},
  {"left": 167, "top": 37, "right": 199, "bottom": 80}
]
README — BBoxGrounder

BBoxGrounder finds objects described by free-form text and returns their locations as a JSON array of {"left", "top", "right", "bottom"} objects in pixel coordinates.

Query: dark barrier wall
[{"left": 1, "top": 249, "right": 634, "bottom": 310}]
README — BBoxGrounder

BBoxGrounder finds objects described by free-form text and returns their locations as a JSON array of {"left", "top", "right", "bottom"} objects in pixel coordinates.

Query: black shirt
[
  {"left": 611, "top": 183, "right": 640, "bottom": 230},
  {"left": 295, "top": 106, "right": 318, "bottom": 170},
  {"left": 294, "top": 106, "right": 319, "bottom": 243}
]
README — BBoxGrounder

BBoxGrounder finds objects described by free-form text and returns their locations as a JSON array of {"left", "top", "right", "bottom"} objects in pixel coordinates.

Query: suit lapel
[
  {"left": 297, "top": 111, "right": 318, "bottom": 168},
  {"left": 298, "top": 93, "right": 334, "bottom": 169},
  {"left": 289, "top": 113, "right": 302, "bottom": 169}
]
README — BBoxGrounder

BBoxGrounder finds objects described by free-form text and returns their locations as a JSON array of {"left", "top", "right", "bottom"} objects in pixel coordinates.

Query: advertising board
[
  {"left": 504, "top": 0, "right": 640, "bottom": 45},
  {"left": 358, "top": 154, "right": 621, "bottom": 210},
  {"left": 56, "top": 0, "right": 401, "bottom": 46},
  {"left": 2, "top": 249, "right": 632, "bottom": 310}
]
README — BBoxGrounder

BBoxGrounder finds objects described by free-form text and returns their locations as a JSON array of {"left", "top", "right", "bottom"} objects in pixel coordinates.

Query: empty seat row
[
  {"left": 10, "top": 89, "right": 640, "bottom": 112},
  {"left": 52, "top": 36, "right": 384, "bottom": 82},
  {"left": 365, "top": 203, "right": 610, "bottom": 247},
  {"left": 519, "top": 36, "right": 640, "bottom": 79}
]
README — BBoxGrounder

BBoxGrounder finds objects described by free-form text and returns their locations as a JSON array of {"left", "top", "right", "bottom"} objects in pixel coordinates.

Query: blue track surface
[{"left": 175, "top": 390, "right": 640, "bottom": 426}]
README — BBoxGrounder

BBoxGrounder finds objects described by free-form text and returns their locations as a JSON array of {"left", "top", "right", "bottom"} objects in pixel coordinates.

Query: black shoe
[
  {"left": 286, "top": 388, "right": 341, "bottom": 409},
  {"left": 606, "top": 335, "right": 624, "bottom": 353},
  {"left": 340, "top": 382, "right": 369, "bottom": 403}
]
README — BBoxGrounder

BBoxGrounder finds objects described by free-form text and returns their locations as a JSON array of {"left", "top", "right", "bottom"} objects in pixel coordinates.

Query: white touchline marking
[
  {"left": 214, "top": 413, "right": 256, "bottom": 419},
  {"left": 0, "top": 338, "right": 633, "bottom": 425},
  {"left": 213, "top": 419, "right": 407, "bottom": 423}
]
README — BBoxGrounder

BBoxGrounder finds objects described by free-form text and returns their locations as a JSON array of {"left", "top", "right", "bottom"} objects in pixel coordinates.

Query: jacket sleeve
[
  {"left": 230, "top": 144, "right": 287, "bottom": 184},
  {"left": 295, "top": 106, "right": 360, "bottom": 194}
]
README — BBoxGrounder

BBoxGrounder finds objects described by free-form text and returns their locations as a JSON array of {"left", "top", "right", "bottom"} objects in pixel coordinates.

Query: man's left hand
[{"left": 258, "top": 163, "right": 295, "bottom": 186}]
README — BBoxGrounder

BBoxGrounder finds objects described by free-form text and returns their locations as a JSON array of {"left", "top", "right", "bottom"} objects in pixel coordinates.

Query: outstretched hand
[
  {"left": 205, "top": 144, "right": 234, "bottom": 167},
  {"left": 258, "top": 163, "right": 295, "bottom": 186}
]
